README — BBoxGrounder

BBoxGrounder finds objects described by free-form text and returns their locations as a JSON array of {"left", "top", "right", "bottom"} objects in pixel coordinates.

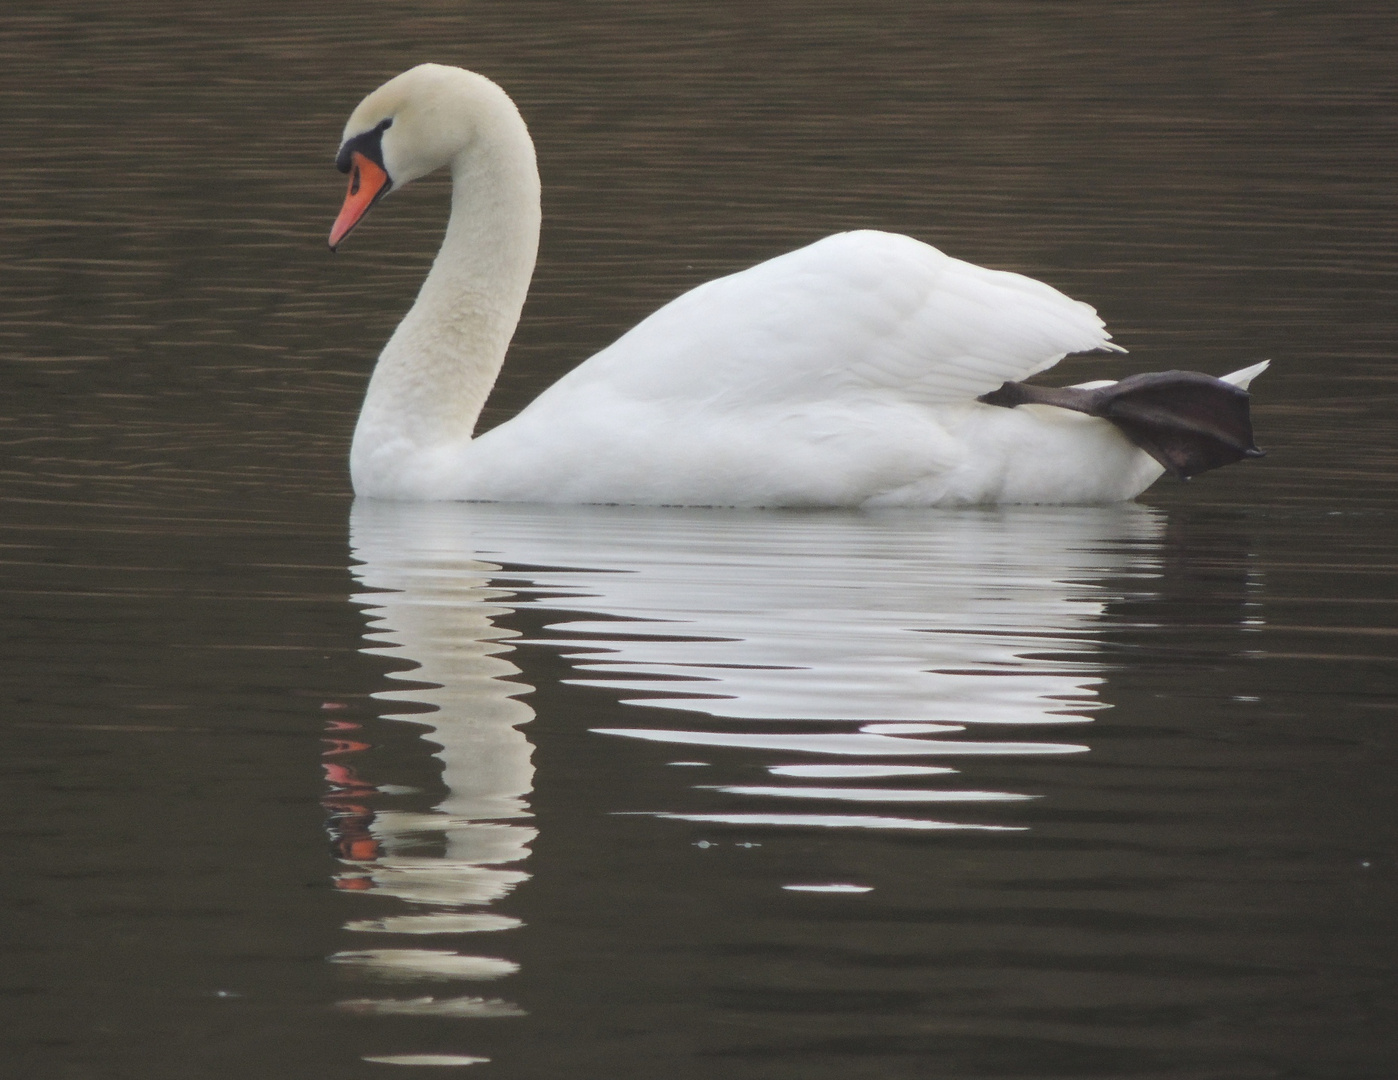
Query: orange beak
[{"left": 329, "top": 151, "right": 392, "bottom": 251}]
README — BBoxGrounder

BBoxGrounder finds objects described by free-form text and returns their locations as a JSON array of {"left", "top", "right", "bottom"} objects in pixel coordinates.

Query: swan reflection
[
  {"left": 334, "top": 500, "right": 1162, "bottom": 1054},
  {"left": 345, "top": 501, "right": 1160, "bottom": 842},
  {"left": 329, "top": 517, "right": 538, "bottom": 1022}
]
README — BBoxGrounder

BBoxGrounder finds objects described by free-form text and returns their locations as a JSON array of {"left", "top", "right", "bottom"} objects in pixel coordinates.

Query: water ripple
[{"left": 350, "top": 501, "right": 1161, "bottom": 841}]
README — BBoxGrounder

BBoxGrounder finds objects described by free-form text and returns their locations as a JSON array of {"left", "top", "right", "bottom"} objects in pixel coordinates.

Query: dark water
[{"left": 2, "top": 2, "right": 1396, "bottom": 1077}]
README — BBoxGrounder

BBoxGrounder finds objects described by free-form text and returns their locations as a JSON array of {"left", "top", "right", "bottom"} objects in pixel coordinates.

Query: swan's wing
[{"left": 547, "top": 230, "right": 1121, "bottom": 410}]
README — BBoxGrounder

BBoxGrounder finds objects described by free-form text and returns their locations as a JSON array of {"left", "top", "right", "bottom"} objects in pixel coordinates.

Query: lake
[{"left": 1, "top": 2, "right": 1395, "bottom": 1077}]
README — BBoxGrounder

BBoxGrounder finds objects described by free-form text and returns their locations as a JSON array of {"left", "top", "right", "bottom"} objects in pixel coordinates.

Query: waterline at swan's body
[{"left": 331, "top": 64, "right": 1265, "bottom": 506}]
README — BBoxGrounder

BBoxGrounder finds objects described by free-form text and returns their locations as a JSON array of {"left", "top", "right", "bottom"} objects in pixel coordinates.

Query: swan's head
[{"left": 329, "top": 64, "right": 522, "bottom": 250}]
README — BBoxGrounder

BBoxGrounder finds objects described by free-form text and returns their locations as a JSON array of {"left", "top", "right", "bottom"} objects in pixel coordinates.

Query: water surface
[{"left": 2, "top": 2, "right": 1396, "bottom": 1077}]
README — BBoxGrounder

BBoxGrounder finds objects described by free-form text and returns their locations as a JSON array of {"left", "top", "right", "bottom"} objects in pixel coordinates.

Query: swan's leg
[{"left": 979, "top": 370, "right": 1265, "bottom": 480}]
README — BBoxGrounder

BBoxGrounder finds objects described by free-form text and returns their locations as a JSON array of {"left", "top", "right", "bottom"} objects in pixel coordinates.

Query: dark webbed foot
[{"left": 978, "top": 370, "right": 1265, "bottom": 480}]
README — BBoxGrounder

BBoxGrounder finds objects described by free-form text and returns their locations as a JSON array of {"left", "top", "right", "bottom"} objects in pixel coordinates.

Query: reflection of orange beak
[{"left": 329, "top": 151, "right": 391, "bottom": 251}]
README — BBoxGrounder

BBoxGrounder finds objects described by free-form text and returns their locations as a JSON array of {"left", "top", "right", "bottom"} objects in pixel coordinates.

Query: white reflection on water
[
  {"left": 342, "top": 997, "right": 526, "bottom": 1018},
  {"left": 783, "top": 884, "right": 875, "bottom": 894},
  {"left": 330, "top": 950, "right": 520, "bottom": 980},
  {"left": 768, "top": 764, "right": 954, "bottom": 777},
  {"left": 348, "top": 500, "right": 1161, "bottom": 832},
  {"left": 470, "top": 504, "right": 1155, "bottom": 728},
  {"left": 339, "top": 500, "right": 1161, "bottom": 1046},
  {"left": 654, "top": 813, "right": 1026, "bottom": 832},
  {"left": 333, "top": 517, "right": 538, "bottom": 1017},
  {"left": 361, "top": 1055, "right": 491, "bottom": 1066},
  {"left": 704, "top": 785, "right": 1034, "bottom": 802},
  {"left": 343, "top": 914, "right": 522, "bottom": 935},
  {"left": 590, "top": 727, "right": 1083, "bottom": 756}
]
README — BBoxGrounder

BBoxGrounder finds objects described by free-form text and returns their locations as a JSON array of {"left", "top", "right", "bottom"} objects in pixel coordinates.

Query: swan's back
[{"left": 544, "top": 231, "right": 1117, "bottom": 408}]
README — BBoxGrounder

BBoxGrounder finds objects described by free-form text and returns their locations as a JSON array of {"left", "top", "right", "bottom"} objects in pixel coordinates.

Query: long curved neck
[{"left": 351, "top": 99, "right": 540, "bottom": 497}]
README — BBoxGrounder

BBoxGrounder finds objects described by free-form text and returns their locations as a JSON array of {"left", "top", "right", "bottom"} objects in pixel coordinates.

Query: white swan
[{"left": 331, "top": 63, "right": 1265, "bottom": 506}]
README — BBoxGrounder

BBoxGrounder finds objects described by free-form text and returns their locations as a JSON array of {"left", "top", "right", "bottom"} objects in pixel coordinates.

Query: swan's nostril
[{"left": 350, "top": 165, "right": 361, "bottom": 197}]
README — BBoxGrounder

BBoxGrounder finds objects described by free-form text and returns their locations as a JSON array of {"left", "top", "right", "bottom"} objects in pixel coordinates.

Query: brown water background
[{"left": 2, "top": 2, "right": 1396, "bottom": 1077}]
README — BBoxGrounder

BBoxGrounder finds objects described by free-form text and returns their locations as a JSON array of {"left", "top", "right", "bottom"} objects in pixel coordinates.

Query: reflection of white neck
[
  {"left": 350, "top": 97, "right": 541, "bottom": 497},
  {"left": 352, "top": 553, "right": 536, "bottom": 827},
  {"left": 350, "top": 511, "right": 538, "bottom": 911}
]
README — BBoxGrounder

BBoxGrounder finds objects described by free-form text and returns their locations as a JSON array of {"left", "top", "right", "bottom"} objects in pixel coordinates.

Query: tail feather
[{"left": 1220, "top": 359, "right": 1269, "bottom": 390}]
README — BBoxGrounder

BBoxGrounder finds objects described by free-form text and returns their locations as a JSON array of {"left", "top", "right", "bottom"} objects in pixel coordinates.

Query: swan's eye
[{"left": 335, "top": 118, "right": 394, "bottom": 176}]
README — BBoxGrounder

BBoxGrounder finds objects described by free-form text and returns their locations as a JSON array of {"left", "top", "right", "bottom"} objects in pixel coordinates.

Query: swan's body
[{"left": 334, "top": 64, "right": 1264, "bottom": 506}]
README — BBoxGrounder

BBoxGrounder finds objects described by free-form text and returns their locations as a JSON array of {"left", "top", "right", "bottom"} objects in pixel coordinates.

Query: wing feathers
[{"left": 545, "top": 230, "right": 1120, "bottom": 412}]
